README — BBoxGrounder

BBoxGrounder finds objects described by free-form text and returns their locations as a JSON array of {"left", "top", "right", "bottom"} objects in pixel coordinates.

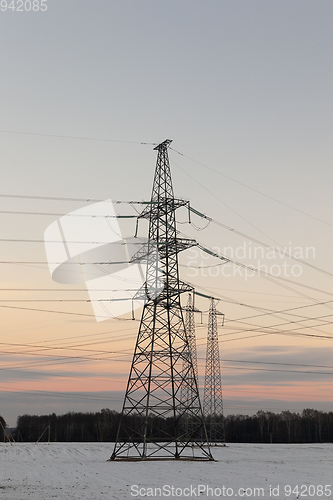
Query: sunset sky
[{"left": 1, "top": 0, "right": 333, "bottom": 426}]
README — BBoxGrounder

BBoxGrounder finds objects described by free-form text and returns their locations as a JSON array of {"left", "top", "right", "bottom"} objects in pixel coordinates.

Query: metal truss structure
[
  {"left": 181, "top": 294, "right": 199, "bottom": 415},
  {"left": 203, "top": 298, "right": 225, "bottom": 445},
  {"left": 180, "top": 293, "right": 202, "bottom": 441},
  {"left": 110, "top": 140, "right": 213, "bottom": 461},
  {"left": 184, "top": 293, "right": 199, "bottom": 380}
]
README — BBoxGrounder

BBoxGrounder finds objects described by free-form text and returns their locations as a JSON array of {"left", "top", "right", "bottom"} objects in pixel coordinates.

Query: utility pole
[
  {"left": 110, "top": 140, "right": 213, "bottom": 461},
  {"left": 203, "top": 298, "right": 225, "bottom": 445}
]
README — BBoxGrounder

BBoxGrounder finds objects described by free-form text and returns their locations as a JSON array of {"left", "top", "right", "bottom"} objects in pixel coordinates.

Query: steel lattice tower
[
  {"left": 110, "top": 140, "right": 213, "bottom": 461},
  {"left": 203, "top": 298, "right": 225, "bottom": 445},
  {"left": 184, "top": 293, "right": 199, "bottom": 380},
  {"left": 181, "top": 293, "right": 199, "bottom": 402},
  {"left": 181, "top": 293, "right": 200, "bottom": 440}
]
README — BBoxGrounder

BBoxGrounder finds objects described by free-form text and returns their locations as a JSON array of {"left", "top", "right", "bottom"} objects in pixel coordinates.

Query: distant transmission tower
[
  {"left": 203, "top": 298, "right": 225, "bottom": 445},
  {"left": 181, "top": 293, "right": 200, "bottom": 439},
  {"left": 110, "top": 140, "right": 213, "bottom": 461},
  {"left": 183, "top": 293, "right": 199, "bottom": 380}
]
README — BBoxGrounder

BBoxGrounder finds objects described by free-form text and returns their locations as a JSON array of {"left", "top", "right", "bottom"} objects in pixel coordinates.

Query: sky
[{"left": 1, "top": 0, "right": 333, "bottom": 427}]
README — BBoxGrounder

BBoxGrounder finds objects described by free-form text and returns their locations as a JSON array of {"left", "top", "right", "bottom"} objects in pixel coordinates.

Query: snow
[{"left": 0, "top": 442, "right": 332, "bottom": 499}]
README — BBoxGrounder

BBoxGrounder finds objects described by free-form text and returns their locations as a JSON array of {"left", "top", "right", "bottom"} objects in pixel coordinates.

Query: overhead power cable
[
  {"left": 0, "top": 320, "right": 330, "bottom": 374},
  {"left": 192, "top": 284, "right": 333, "bottom": 338},
  {"left": 195, "top": 242, "right": 333, "bottom": 308},
  {"left": 0, "top": 304, "right": 109, "bottom": 319},
  {"left": 1, "top": 194, "right": 331, "bottom": 284},
  {"left": 171, "top": 157, "right": 280, "bottom": 246},
  {"left": 190, "top": 206, "right": 333, "bottom": 280},
  {"left": 194, "top": 285, "right": 333, "bottom": 329},
  {"left": 0, "top": 385, "right": 124, "bottom": 403},
  {"left": 0, "top": 209, "right": 136, "bottom": 218},
  {"left": 0, "top": 193, "right": 113, "bottom": 204},
  {"left": 190, "top": 282, "right": 333, "bottom": 339},
  {"left": 220, "top": 315, "right": 333, "bottom": 341},
  {"left": 1, "top": 349, "right": 333, "bottom": 377},
  {"left": 0, "top": 239, "right": 144, "bottom": 244},
  {"left": 3, "top": 336, "right": 333, "bottom": 372},
  {"left": 2, "top": 281, "right": 333, "bottom": 345},
  {"left": 0, "top": 193, "right": 154, "bottom": 204},
  {"left": 0, "top": 129, "right": 157, "bottom": 145},
  {"left": 170, "top": 147, "right": 333, "bottom": 229},
  {"left": 224, "top": 299, "right": 333, "bottom": 326},
  {"left": 2, "top": 331, "right": 333, "bottom": 376},
  {"left": 0, "top": 298, "right": 134, "bottom": 302}
]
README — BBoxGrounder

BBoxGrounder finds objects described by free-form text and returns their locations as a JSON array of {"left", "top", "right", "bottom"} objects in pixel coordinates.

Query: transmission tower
[
  {"left": 203, "top": 298, "right": 225, "bottom": 445},
  {"left": 110, "top": 140, "right": 213, "bottom": 461},
  {"left": 181, "top": 294, "right": 200, "bottom": 401},
  {"left": 181, "top": 293, "right": 200, "bottom": 440}
]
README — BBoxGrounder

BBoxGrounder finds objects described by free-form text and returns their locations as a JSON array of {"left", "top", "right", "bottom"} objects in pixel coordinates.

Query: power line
[
  {"left": 2, "top": 325, "right": 333, "bottom": 373},
  {"left": 1, "top": 352, "right": 333, "bottom": 377},
  {"left": 2, "top": 192, "right": 332, "bottom": 288},
  {"left": 1, "top": 193, "right": 332, "bottom": 291},
  {"left": 192, "top": 282, "right": 329, "bottom": 321},
  {"left": 0, "top": 192, "right": 330, "bottom": 366},
  {"left": 194, "top": 304, "right": 333, "bottom": 341},
  {"left": 0, "top": 193, "right": 151, "bottom": 204},
  {"left": 189, "top": 281, "right": 333, "bottom": 342},
  {"left": 0, "top": 129, "right": 157, "bottom": 145},
  {"left": 3, "top": 285, "right": 333, "bottom": 345},
  {"left": 171, "top": 157, "right": 280, "bottom": 246},
  {"left": 219, "top": 358, "right": 333, "bottom": 370},
  {"left": 15, "top": 323, "right": 138, "bottom": 347},
  {"left": 5, "top": 341, "right": 333, "bottom": 371},
  {"left": 0, "top": 209, "right": 136, "bottom": 218},
  {"left": 0, "top": 239, "right": 144, "bottom": 244},
  {"left": 190, "top": 286, "right": 333, "bottom": 341},
  {"left": 196, "top": 242, "right": 333, "bottom": 306},
  {"left": 0, "top": 304, "right": 108, "bottom": 318},
  {"left": 0, "top": 288, "right": 136, "bottom": 292},
  {"left": 170, "top": 147, "right": 333, "bottom": 229},
  {"left": 220, "top": 318, "right": 333, "bottom": 341},
  {"left": 1, "top": 323, "right": 332, "bottom": 378},
  {"left": 0, "top": 193, "right": 103, "bottom": 203},
  {"left": 190, "top": 207, "right": 333, "bottom": 281},
  {"left": 224, "top": 300, "right": 333, "bottom": 327},
  {"left": 0, "top": 385, "right": 124, "bottom": 403}
]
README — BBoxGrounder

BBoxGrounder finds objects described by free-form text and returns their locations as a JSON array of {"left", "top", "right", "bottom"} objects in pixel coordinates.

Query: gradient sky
[{"left": 1, "top": 0, "right": 333, "bottom": 426}]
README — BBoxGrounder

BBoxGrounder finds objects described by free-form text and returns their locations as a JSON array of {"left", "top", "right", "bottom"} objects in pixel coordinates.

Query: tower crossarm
[
  {"left": 138, "top": 198, "right": 190, "bottom": 220},
  {"left": 132, "top": 279, "right": 193, "bottom": 303},
  {"left": 130, "top": 239, "right": 197, "bottom": 263}
]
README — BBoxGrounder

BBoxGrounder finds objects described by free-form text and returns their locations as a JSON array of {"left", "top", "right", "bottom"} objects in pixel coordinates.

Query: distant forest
[
  {"left": 0, "top": 415, "right": 6, "bottom": 441},
  {"left": 2, "top": 408, "right": 333, "bottom": 444}
]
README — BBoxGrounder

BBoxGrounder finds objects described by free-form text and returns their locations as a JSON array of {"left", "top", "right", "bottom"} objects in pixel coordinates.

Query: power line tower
[
  {"left": 203, "top": 298, "right": 225, "bottom": 445},
  {"left": 181, "top": 293, "right": 200, "bottom": 402},
  {"left": 181, "top": 293, "right": 200, "bottom": 439},
  {"left": 110, "top": 140, "right": 213, "bottom": 461}
]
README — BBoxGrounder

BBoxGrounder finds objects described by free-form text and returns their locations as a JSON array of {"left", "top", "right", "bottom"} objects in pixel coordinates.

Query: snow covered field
[{"left": 0, "top": 442, "right": 332, "bottom": 500}]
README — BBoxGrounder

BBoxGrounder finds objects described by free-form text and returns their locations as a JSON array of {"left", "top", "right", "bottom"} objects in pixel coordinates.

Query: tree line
[
  {"left": 0, "top": 415, "right": 6, "bottom": 441},
  {"left": 10, "top": 408, "right": 333, "bottom": 443},
  {"left": 226, "top": 409, "right": 333, "bottom": 443}
]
